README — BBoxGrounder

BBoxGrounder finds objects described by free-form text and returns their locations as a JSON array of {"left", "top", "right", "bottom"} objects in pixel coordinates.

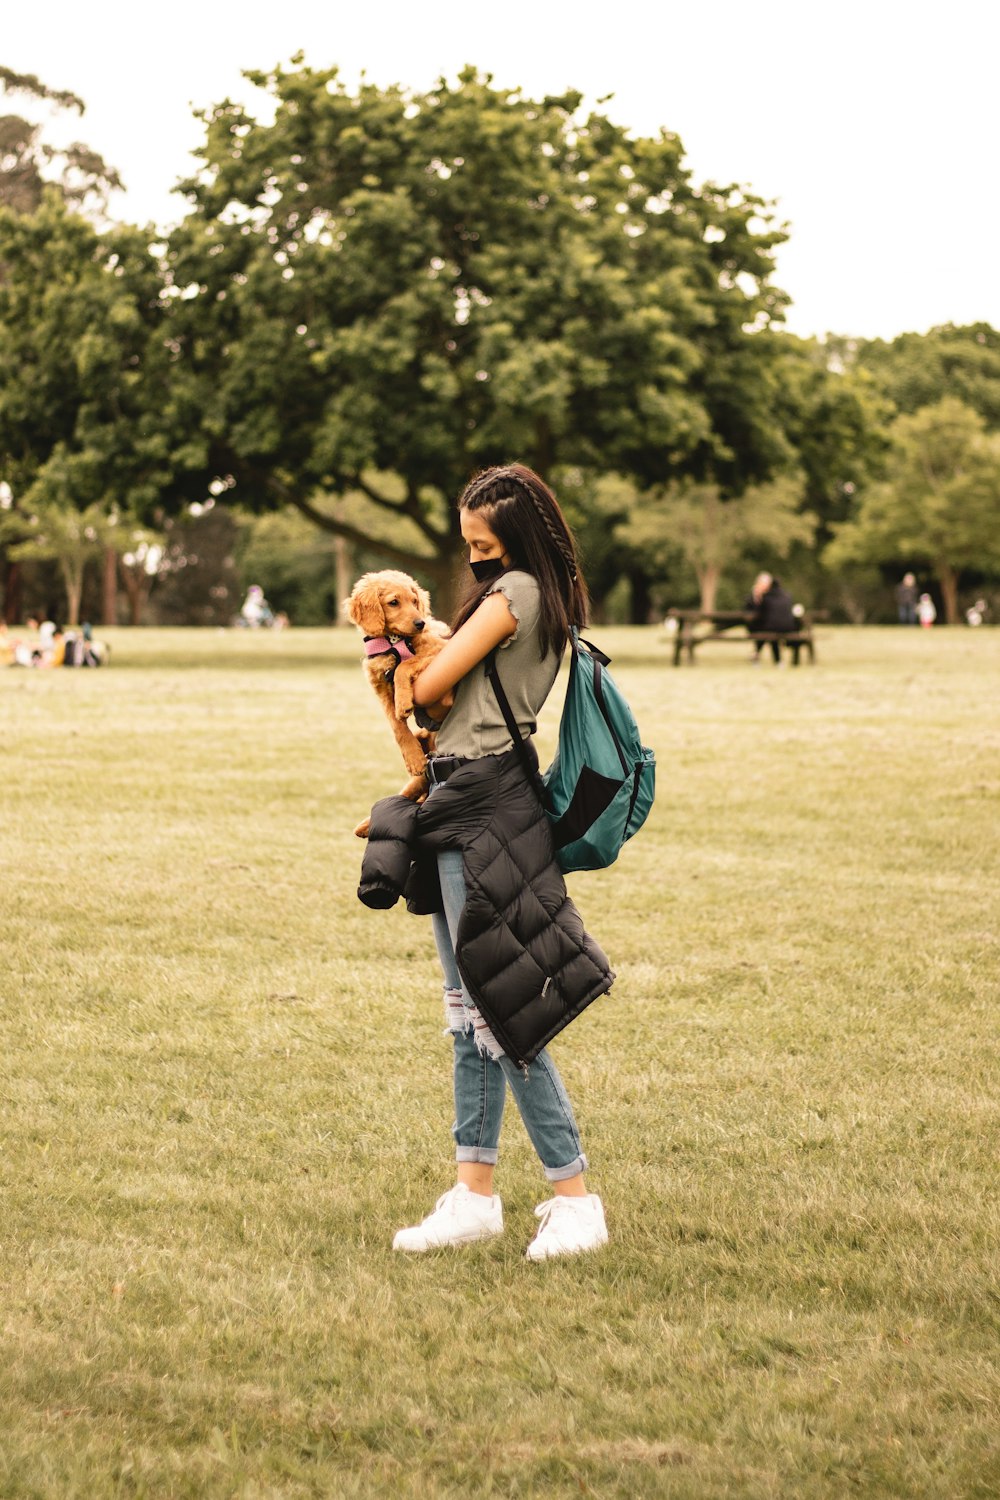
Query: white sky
[{"left": 4, "top": 0, "right": 997, "bottom": 340}]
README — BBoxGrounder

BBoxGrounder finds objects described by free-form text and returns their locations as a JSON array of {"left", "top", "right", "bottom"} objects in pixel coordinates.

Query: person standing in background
[{"left": 895, "top": 573, "right": 918, "bottom": 624}]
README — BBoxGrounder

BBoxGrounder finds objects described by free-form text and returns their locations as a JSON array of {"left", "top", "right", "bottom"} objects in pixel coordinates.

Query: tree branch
[
  {"left": 335, "top": 470, "right": 446, "bottom": 548},
  {"left": 285, "top": 491, "right": 449, "bottom": 582},
  {"left": 0, "top": 68, "right": 85, "bottom": 115},
  {"left": 336, "top": 471, "right": 399, "bottom": 512}
]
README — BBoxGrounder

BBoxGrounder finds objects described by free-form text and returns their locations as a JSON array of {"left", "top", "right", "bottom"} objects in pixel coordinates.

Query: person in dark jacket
[
  {"left": 365, "top": 464, "right": 612, "bottom": 1261},
  {"left": 746, "top": 572, "right": 800, "bottom": 664},
  {"left": 895, "top": 572, "right": 918, "bottom": 625}
]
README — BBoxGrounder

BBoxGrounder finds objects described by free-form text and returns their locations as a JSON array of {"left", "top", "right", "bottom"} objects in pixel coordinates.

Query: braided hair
[{"left": 452, "top": 463, "right": 589, "bottom": 657}]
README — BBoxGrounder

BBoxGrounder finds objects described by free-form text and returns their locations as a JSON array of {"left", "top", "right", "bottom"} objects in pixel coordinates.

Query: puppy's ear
[
  {"left": 416, "top": 585, "right": 433, "bottom": 619},
  {"left": 346, "top": 576, "right": 385, "bottom": 636}
]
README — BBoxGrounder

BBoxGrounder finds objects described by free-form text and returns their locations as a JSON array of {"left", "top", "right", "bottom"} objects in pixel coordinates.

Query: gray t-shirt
[{"left": 434, "top": 571, "right": 562, "bottom": 759}]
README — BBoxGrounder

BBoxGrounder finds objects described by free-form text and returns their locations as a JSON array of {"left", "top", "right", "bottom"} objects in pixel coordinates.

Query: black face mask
[{"left": 469, "top": 557, "right": 506, "bottom": 583}]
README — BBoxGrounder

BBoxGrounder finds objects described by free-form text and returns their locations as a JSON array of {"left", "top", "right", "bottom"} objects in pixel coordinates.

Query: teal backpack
[{"left": 487, "top": 628, "right": 656, "bottom": 873}]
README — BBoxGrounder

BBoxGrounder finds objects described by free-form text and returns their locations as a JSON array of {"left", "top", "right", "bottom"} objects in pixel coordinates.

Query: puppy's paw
[{"left": 354, "top": 816, "right": 371, "bottom": 839}]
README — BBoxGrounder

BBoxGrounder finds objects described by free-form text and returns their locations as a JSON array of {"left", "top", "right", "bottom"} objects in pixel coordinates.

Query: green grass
[{"left": 1, "top": 625, "right": 999, "bottom": 1498}]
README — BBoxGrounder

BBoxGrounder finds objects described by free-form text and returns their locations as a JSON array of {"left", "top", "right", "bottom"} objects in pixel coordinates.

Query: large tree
[
  {"left": 610, "top": 472, "right": 815, "bottom": 614},
  {"left": 825, "top": 397, "right": 1000, "bottom": 622},
  {"left": 0, "top": 197, "right": 187, "bottom": 622},
  {"left": 0, "top": 498, "right": 111, "bottom": 624},
  {"left": 162, "top": 64, "right": 790, "bottom": 604},
  {"left": 0, "top": 68, "right": 127, "bottom": 619}
]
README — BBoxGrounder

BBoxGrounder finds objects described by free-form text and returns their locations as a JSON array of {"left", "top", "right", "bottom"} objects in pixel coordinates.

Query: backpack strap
[
  {"left": 484, "top": 651, "right": 546, "bottom": 801},
  {"left": 572, "top": 632, "right": 629, "bottom": 775},
  {"left": 575, "top": 633, "right": 610, "bottom": 668}
]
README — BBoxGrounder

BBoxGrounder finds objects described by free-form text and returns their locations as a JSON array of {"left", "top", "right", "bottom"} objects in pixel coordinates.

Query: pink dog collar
[{"left": 364, "top": 634, "right": 416, "bottom": 661}]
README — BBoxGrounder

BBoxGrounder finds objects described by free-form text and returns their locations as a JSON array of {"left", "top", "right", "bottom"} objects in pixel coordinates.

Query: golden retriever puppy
[{"left": 344, "top": 570, "right": 449, "bottom": 835}]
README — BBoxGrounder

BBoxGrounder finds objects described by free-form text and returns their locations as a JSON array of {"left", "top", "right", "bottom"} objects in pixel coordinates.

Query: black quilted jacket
[{"left": 357, "top": 747, "right": 615, "bottom": 1066}]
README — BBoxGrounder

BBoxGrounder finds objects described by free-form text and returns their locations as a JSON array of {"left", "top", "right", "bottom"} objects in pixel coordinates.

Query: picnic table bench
[{"left": 666, "top": 608, "right": 819, "bottom": 666}]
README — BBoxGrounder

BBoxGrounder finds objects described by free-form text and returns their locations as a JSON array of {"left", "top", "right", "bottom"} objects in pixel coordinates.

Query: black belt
[{"left": 426, "top": 754, "right": 472, "bottom": 785}]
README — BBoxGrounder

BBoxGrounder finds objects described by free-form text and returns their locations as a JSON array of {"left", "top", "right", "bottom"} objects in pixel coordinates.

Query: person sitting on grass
[{"left": 42, "top": 626, "right": 66, "bottom": 668}]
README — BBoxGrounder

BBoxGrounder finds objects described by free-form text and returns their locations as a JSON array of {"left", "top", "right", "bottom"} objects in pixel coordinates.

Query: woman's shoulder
[
  {"left": 486, "top": 571, "right": 540, "bottom": 641},
  {"left": 488, "top": 569, "right": 540, "bottom": 604}
]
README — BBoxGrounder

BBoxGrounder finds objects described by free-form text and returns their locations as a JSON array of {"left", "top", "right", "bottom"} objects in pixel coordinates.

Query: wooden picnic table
[{"left": 666, "top": 608, "right": 817, "bottom": 666}]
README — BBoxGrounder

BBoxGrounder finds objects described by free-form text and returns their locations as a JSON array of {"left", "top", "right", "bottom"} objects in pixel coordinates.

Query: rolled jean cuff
[
  {"left": 543, "top": 1151, "right": 588, "bottom": 1183},
  {"left": 456, "top": 1145, "right": 500, "bottom": 1165}
]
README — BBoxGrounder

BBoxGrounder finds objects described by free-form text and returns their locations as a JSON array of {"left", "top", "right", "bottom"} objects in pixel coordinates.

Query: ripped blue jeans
[{"left": 431, "top": 846, "right": 588, "bottom": 1182}]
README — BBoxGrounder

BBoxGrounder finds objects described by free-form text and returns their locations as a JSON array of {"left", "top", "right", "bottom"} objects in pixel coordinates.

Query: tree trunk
[
  {"left": 102, "top": 545, "right": 118, "bottom": 626},
  {"left": 121, "top": 571, "right": 145, "bottom": 627},
  {"left": 698, "top": 563, "right": 721, "bottom": 615},
  {"left": 2, "top": 558, "right": 22, "bottom": 624},
  {"left": 627, "top": 566, "right": 652, "bottom": 624},
  {"left": 532, "top": 417, "right": 555, "bottom": 476},
  {"left": 333, "top": 534, "right": 352, "bottom": 625},
  {"left": 937, "top": 562, "right": 958, "bottom": 624},
  {"left": 838, "top": 582, "right": 868, "bottom": 625},
  {"left": 61, "top": 560, "right": 83, "bottom": 626}
]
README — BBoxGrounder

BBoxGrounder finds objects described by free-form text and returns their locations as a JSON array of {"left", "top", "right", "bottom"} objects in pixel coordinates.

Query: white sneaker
[
  {"left": 392, "top": 1183, "right": 503, "bottom": 1252},
  {"left": 525, "top": 1194, "right": 608, "bottom": 1261}
]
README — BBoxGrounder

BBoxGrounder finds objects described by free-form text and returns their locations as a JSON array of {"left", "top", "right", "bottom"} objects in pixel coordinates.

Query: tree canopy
[
  {"left": 0, "top": 66, "right": 122, "bottom": 214},
  {"left": 0, "top": 62, "right": 996, "bottom": 627},
  {"left": 621, "top": 472, "right": 816, "bottom": 614},
  {"left": 851, "top": 323, "right": 1000, "bottom": 430},
  {"left": 162, "top": 64, "right": 793, "bottom": 595},
  {"left": 0, "top": 196, "right": 186, "bottom": 519}
]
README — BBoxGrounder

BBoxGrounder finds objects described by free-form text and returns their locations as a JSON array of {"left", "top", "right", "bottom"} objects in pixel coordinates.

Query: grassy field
[{"left": 1, "top": 624, "right": 998, "bottom": 1498}]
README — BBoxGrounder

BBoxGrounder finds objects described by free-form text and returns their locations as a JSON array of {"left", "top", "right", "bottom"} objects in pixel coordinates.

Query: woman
[{"left": 380, "top": 464, "right": 611, "bottom": 1260}]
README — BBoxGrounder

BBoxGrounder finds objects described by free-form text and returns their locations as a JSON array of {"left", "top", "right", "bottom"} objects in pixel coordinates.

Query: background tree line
[{"left": 1, "top": 62, "right": 998, "bottom": 628}]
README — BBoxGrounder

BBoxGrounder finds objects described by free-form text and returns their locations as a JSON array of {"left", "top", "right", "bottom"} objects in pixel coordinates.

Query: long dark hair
[{"left": 451, "top": 464, "right": 589, "bottom": 657}]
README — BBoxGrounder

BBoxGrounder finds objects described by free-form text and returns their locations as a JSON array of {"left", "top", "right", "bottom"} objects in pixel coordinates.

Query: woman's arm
[{"left": 413, "top": 592, "right": 517, "bottom": 707}]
